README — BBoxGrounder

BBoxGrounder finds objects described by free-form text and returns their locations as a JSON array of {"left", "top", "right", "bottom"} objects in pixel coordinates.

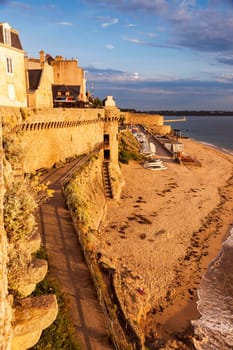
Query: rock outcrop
[{"left": 11, "top": 295, "right": 58, "bottom": 350}]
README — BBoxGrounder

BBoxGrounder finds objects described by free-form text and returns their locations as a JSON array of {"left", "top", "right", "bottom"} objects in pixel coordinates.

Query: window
[
  {"left": 104, "top": 134, "right": 110, "bottom": 146},
  {"left": 6, "top": 57, "right": 13, "bottom": 74},
  {"left": 3, "top": 23, "right": 11, "bottom": 46},
  {"left": 8, "top": 84, "right": 15, "bottom": 100}
]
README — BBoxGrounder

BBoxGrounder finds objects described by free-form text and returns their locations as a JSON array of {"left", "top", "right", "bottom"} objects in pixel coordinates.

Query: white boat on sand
[
  {"left": 143, "top": 159, "right": 162, "bottom": 168},
  {"left": 145, "top": 164, "right": 167, "bottom": 170}
]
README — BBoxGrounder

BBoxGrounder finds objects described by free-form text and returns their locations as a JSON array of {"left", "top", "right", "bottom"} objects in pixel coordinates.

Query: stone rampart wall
[
  {"left": 124, "top": 112, "right": 164, "bottom": 126},
  {"left": 123, "top": 112, "right": 171, "bottom": 135},
  {"left": 20, "top": 119, "right": 105, "bottom": 173},
  {"left": 0, "top": 107, "right": 115, "bottom": 173}
]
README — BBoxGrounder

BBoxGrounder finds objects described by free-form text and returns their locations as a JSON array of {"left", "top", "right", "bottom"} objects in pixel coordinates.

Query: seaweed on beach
[
  {"left": 127, "top": 214, "right": 152, "bottom": 224},
  {"left": 136, "top": 196, "right": 146, "bottom": 203},
  {"left": 154, "top": 229, "right": 166, "bottom": 238}
]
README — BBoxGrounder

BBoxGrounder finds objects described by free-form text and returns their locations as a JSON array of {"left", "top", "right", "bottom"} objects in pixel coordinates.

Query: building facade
[
  {"left": 25, "top": 51, "right": 54, "bottom": 108},
  {"left": 0, "top": 22, "right": 87, "bottom": 109},
  {"left": 52, "top": 55, "right": 87, "bottom": 107},
  {"left": 0, "top": 22, "right": 27, "bottom": 107}
]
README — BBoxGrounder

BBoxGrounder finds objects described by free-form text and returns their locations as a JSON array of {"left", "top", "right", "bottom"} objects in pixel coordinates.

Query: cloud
[
  {"left": 7, "top": 1, "right": 31, "bottom": 9},
  {"left": 84, "top": 0, "right": 233, "bottom": 54},
  {"left": 118, "top": 0, "right": 168, "bottom": 14},
  {"left": 97, "top": 77, "right": 233, "bottom": 110},
  {"left": 216, "top": 73, "right": 233, "bottom": 83},
  {"left": 101, "top": 17, "right": 119, "bottom": 28},
  {"left": 83, "top": 0, "right": 167, "bottom": 16},
  {"left": 84, "top": 64, "right": 233, "bottom": 110},
  {"left": 56, "top": 21, "right": 72, "bottom": 26},
  {"left": 105, "top": 44, "right": 114, "bottom": 49},
  {"left": 217, "top": 54, "right": 233, "bottom": 65},
  {"left": 84, "top": 66, "right": 130, "bottom": 82},
  {"left": 125, "top": 38, "right": 145, "bottom": 45},
  {"left": 124, "top": 37, "right": 178, "bottom": 50},
  {"left": 169, "top": 7, "right": 233, "bottom": 52},
  {"left": 133, "top": 72, "right": 140, "bottom": 79},
  {"left": 147, "top": 32, "right": 158, "bottom": 38}
]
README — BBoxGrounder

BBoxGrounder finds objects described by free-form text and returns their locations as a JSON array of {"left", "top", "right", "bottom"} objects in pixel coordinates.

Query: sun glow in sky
[{"left": 2, "top": 0, "right": 233, "bottom": 110}]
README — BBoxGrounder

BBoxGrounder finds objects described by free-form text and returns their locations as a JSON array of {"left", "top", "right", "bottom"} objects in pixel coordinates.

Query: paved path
[{"left": 38, "top": 161, "right": 113, "bottom": 350}]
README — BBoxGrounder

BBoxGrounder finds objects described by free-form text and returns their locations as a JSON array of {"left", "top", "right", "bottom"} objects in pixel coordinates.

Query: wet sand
[{"left": 98, "top": 138, "right": 233, "bottom": 347}]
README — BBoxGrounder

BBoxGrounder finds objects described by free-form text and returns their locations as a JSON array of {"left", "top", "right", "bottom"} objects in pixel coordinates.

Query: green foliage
[
  {"left": 119, "top": 150, "right": 130, "bottom": 164},
  {"left": 4, "top": 180, "right": 37, "bottom": 242},
  {"left": 64, "top": 181, "right": 90, "bottom": 225},
  {"left": 89, "top": 97, "right": 103, "bottom": 108},
  {"left": 118, "top": 131, "right": 144, "bottom": 164},
  {"left": 7, "top": 244, "right": 31, "bottom": 294},
  {"left": 34, "top": 246, "right": 48, "bottom": 260},
  {"left": 4, "top": 176, "right": 53, "bottom": 243},
  {"left": 30, "top": 269, "right": 80, "bottom": 350},
  {"left": 2, "top": 116, "right": 24, "bottom": 166}
]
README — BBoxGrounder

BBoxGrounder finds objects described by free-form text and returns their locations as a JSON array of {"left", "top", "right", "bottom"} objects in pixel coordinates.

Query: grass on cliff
[
  {"left": 30, "top": 249, "right": 80, "bottom": 350},
  {"left": 64, "top": 179, "right": 90, "bottom": 227},
  {"left": 118, "top": 130, "right": 144, "bottom": 164}
]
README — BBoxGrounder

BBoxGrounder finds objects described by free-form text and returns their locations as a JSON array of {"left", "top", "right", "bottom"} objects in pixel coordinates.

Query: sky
[{"left": 2, "top": 0, "right": 233, "bottom": 111}]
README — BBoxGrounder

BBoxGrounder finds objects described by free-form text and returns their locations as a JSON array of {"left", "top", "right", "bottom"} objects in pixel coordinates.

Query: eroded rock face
[
  {"left": 17, "top": 258, "right": 48, "bottom": 297},
  {"left": 11, "top": 294, "right": 58, "bottom": 350}
]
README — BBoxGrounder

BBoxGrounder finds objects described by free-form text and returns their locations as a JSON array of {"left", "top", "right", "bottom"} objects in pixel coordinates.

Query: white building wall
[{"left": 0, "top": 44, "right": 27, "bottom": 107}]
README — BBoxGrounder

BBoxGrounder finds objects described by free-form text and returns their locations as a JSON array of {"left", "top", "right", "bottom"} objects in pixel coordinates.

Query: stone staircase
[{"left": 102, "top": 161, "right": 113, "bottom": 199}]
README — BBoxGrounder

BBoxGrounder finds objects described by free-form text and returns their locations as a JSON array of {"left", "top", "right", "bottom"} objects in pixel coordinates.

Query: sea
[
  {"left": 165, "top": 115, "right": 233, "bottom": 350},
  {"left": 164, "top": 115, "right": 233, "bottom": 154}
]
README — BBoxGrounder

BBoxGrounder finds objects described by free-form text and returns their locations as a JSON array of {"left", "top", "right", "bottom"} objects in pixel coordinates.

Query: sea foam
[{"left": 192, "top": 228, "right": 233, "bottom": 350}]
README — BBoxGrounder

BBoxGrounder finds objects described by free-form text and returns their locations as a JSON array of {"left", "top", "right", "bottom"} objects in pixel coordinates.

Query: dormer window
[{"left": 3, "top": 23, "right": 11, "bottom": 46}]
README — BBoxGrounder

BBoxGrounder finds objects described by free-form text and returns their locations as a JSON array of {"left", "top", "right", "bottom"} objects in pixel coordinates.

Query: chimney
[{"left": 39, "top": 50, "right": 45, "bottom": 63}]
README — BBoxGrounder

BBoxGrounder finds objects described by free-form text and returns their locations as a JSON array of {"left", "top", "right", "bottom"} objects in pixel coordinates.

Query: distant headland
[{"left": 121, "top": 109, "right": 233, "bottom": 116}]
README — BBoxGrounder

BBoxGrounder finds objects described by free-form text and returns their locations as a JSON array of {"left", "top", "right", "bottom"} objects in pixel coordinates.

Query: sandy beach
[{"left": 98, "top": 138, "right": 233, "bottom": 348}]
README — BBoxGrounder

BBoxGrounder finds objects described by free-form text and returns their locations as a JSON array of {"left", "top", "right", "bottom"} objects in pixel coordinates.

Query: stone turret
[
  {"left": 103, "top": 103, "right": 120, "bottom": 165},
  {"left": 103, "top": 100, "right": 124, "bottom": 200},
  {"left": 103, "top": 95, "right": 116, "bottom": 107}
]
